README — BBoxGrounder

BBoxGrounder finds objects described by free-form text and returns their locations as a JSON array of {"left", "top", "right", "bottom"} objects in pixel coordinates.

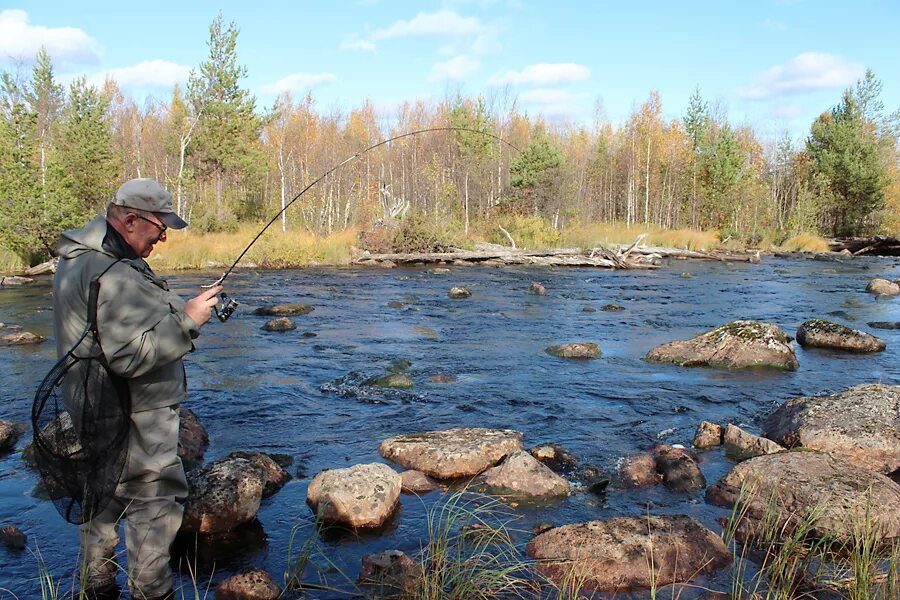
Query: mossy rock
[
  {"left": 545, "top": 343, "right": 601, "bottom": 359},
  {"left": 601, "top": 304, "right": 624, "bottom": 312},
  {"left": 366, "top": 374, "right": 414, "bottom": 389}
]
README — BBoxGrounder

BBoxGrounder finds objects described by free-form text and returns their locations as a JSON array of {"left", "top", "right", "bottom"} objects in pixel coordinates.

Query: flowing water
[{"left": 1, "top": 255, "right": 899, "bottom": 598}]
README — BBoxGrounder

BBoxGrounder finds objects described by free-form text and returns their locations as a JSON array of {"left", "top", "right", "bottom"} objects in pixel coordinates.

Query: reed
[{"left": 779, "top": 233, "right": 831, "bottom": 253}]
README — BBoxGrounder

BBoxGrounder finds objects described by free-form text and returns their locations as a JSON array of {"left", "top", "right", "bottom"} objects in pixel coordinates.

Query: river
[{"left": 0, "top": 255, "right": 898, "bottom": 598}]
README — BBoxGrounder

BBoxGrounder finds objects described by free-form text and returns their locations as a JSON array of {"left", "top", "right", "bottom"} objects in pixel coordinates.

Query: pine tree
[
  {"left": 683, "top": 86, "right": 709, "bottom": 227},
  {"left": 187, "top": 13, "right": 264, "bottom": 221},
  {"left": 24, "top": 47, "right": 64, "bottom": 189},
  {"left": 509, "top": 134, "right": 564, "bottom": 216}
]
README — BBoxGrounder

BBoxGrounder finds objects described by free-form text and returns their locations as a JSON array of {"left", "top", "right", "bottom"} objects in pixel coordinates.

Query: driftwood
[
  {"left": 355, "top": 247, "right": 657, "bottom": 269},
  {"left": 828, "top": 236, "right": 900, "bottom": 257},
  {"left": 24, "top": 258, "right": 58, "bottom": 276},
  {"left": 613, "top": 245, "right": 761, "bottom": 262}
]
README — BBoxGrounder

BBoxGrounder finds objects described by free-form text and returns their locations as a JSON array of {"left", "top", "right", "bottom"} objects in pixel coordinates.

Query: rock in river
[
  {"left": 763, "top": 383, "right": 900, "bottom": 475},
  {"left": 177, "top": 407, "right": 209, "bottom": 464},
  {"left": 182, "top": 457, "right": 265, "bottom": 534},
  {"left": 645, "top": 320, "right": 798, "bottom": 370},
  {"left": 527, "top": 515, "right": 730, "bottom": 593},
  {"left": 358, "top": 550, "right": 422, "bottom": 594},
  {"left": 262, "top": 317, "right": 296, "bottom": 332},
  {"left": 653, "top": 445, "right": 706, "bottom": 492},
  {"left": 307, "top": 462, "right": 401, "bottom": 528},
  {"left": 448, "top": 286, "right": 471, "bottom": 299},
  {"left": 529, "top": 282, "right": 547, "bottom": 295},
  {"left": 216, "top": 570, "right": 281, "bottom": 600},
  {"left": 366, "top": 374, "right": 414, "bottom": 389},
  {"left": 796, "top": 319, "right": 885, "bottom": 352},
  {"left": 400, "top": 470, "right": 440, "bottom": 495},
  {"left": 379, "top": 428, "right": 523, "bottom": 479},
  {"left": 0, "top": 331, "right": 43, "bottom": 346},
  {"left": 707, "top": 451, "right": 900, "bottom": 544},
  {"left": 722, "top": 424, "right": 783, "bottom": 461},
  {"left": 477, "top": 451, "right": 571, "bottom": 498},
  {"left": 253, "top": 303, "right": 314, "bottom": 316},
  {"left": 0, "top": 420, "right": 22, "bottom": 452},
  {"left": 866, "top": 278, "right": 900, "bottom": 297},
  {"left": 544, "top": 343, "right": 601, "bottom": 359},
  {"left": 222, "top": 451, "right": 291, "bottom": 498},
  {"left": 692, "top": 421, "right": 723, "bottom": 450}
]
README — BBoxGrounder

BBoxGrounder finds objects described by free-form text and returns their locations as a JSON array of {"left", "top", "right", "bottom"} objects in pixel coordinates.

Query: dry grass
[
  {"left": 562, "top": 222, "right": 720, "bottom": 251},
  {"left": 778, "top": 233, "right": 831, "bottom": 253},
  {"left": 148, "top": 225, "right": 357, "bottom": 270}
]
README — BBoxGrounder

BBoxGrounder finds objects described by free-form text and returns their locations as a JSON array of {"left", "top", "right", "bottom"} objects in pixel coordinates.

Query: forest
[{"left": 1, "top": 15, "right": 898, "bottom": 267}]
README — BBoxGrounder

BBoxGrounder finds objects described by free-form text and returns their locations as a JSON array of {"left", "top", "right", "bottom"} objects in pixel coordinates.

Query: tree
[
  {"left": 188, "top": 13, "right": 264, "bottom": 221},
  {"left": 705, "top": 123, "right": 745, "bottom": 230},
  {"left": 448, "top": 97, "right": 495, "bottom": 232},
  {"left": 509, "top": 134, "right": 564, "bottom": 217},
  {"left": 683, "top": 86, "right": 709, "bottom": 228},
  {"left": 24, "top": 47, "right": 63, "bottom": 188},
  {"left": 807, "top": 87, "right": 889, "bottom": 236}
]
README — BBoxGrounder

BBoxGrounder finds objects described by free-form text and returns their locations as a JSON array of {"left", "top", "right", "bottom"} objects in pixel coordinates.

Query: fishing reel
[{"left": 214, "top": 292, "right": 239, "bottom": 322}]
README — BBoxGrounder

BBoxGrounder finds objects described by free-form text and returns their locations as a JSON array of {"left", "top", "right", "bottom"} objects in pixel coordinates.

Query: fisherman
[{"left": 52, "top": 178, "right": 221, "bottom": 599}]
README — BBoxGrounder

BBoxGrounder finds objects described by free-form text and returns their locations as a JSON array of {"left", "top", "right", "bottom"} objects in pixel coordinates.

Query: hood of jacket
[{"left": 57, "top": 216, "right": 115, "bottom": 260}]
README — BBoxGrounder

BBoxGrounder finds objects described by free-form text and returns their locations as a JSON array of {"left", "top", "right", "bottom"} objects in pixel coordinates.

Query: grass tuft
[{"left": 779, "top": 233, "right": 831, "bottom": 253}]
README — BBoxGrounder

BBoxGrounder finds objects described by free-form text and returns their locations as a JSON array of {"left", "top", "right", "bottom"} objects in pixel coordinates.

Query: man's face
[{"left": 123, "top": 211, "right": 168, "bottom": 258}]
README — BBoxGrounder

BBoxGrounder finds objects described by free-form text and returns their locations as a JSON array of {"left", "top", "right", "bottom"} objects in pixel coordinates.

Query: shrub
[{"left": 483, "top": 215, "right": 560, "bottom": 249}]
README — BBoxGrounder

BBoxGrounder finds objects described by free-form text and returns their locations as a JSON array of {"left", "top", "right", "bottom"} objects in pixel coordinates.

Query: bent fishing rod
[{"left": 206, "top": 126, "right": 522, "bottom": 322}]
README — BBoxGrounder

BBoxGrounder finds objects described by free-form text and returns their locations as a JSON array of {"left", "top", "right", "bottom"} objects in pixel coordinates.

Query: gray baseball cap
[{"left": 113, "top": 178, "right": 188, "bottom": 229}]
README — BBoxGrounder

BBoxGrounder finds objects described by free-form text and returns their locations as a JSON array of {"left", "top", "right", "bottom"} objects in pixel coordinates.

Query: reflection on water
[{"left": 0, "top": 255, "right": 898, "bottom": 597}]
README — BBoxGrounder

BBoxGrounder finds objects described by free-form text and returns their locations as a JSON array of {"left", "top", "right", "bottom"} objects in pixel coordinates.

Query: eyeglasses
[{"left": 132, "top": 213, "right": 167, "bottom": 236}]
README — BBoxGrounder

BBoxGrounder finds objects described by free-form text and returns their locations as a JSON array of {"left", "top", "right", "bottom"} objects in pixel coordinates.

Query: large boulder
[
  {"left": 477, "top": 451, "right": 571, "bottom": 498},
  {"left": 177, "top": 407, "right": 209, "bottom": 464},
  {"left": 722, "top": 424, "right": 783, "bottom": 461},
  {"left": 796, "top": 319, "right": 885, "bottom": 352},
  {"left": 646, "top": 320, "right": 798, "bottom": 370},
  {"left": 527, "top": 515, "right": 731, "bottom": 593},
  {"left": 379, "top": 428, "right": 523, "bottom": 479},
  {"left": 216, "top": 569, "right": 281, "bottom": 600},
  {"left": 544, "top": 343, "right": 601, "bottom": 359},
  {"left": 763, "top": 384, "right": 900, "bottom": 475},
  {"left": 222, "top": 451, "right": 290, "bottom": 498},
  {"left": 306, "top": 463, "right": 401, "bottom": 528},
  {"left": 182, "top": 457, "right": 265, "bottom": 534},
  {"left": 866, "top": 278, "right": 900, "bottom": 297},
  {"left": 707, "top": 451, "right": 900, "bottom": 544},
  {"left": 253, "top": 303, "right": 314, "bottom": 316}
]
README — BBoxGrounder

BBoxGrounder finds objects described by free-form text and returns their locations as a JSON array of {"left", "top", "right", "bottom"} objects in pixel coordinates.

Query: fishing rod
[{"left": 207, "top": 126, "right": 522, "bottom": 322}]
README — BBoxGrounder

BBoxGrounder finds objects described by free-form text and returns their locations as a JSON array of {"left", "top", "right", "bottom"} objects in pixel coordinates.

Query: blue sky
[{"left": 2, "top": 1, "right": 898, "bottom": 142}]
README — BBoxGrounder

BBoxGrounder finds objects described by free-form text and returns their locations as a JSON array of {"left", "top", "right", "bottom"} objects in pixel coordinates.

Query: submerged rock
[
  {"left": 448, "top": 286, "right": 471, "bottom": 299},
  {"left": 529, "top": 282, "right": 547, "bottom": 295},
  {"left": 253, "top": 303, "right": 314, "bottom": 316},
  {"left": 796, "top": 319, "right": 885, "bottom": 352},
  {"left": 182, "top": 457, "right": 265, "bottom": 534},
  {"left": 529, "top": 443, "right": 578, "bottom": 474},
  {"left": 582, "top": 306, "right": 597, "bottom": 313},
  {"left": 379, "top": 428, "right": 523, "bottom": 479},
  {"left": 645, "top": 320, "right": 799, "bottom": 370},
  {"left": 216, "top": 570, "right": 281, "bottom": 600},
  {"left": 358, "top": 550, "right": 422, "bottom": 594},
  {"left": 868, "top": 321, "right": 900, "bottom": 330},
  {"left": 601, "top": 303, "right": 624, "bottom": 311},
  {"left": 386, "top": 359, "right": 412, "bottom": 374},
  {"left": 866, "top": 278, "right": 900, "bottom": 297},
  {"left": 477, "top": 451, "right": 571, "bottom": 498},
  {"left": 544, "top": 343, "right": 601, "bottom": 359},
  {"left": 177, "top": 407, "right": 209, "bottom": 464},
  {"left": 366, "top": 374, "right": 414, "bottom": 389},
  {"left": 528, "top": 515, "right": 731, "bottom": 593},
  {"left": 763, "top": 383, "right": 900, "bottom": 474},
  {"left": 707, "top": 451, "right": 900, "bottom": 544},
  {"left": 262, "top": 317, "right": 296, "bottom": 332},
  {"left": 306, "top": 463, "right": 401, "bottom": 528}
]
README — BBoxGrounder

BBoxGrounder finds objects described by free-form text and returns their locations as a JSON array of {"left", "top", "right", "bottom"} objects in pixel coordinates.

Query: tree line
[{"left": 1, "top": 14, "right": 897, "bottom": 265}]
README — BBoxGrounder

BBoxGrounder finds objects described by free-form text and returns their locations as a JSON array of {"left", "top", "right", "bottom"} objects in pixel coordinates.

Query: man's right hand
[{"left": 184, "top": 286, "right": 223, "bottom": 327}]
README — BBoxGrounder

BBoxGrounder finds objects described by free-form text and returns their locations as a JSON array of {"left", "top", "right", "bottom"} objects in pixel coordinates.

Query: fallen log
[
  {"left": 354, "top": 247, "right": 656, "bottom": 269},
  {"left": 612, "top": 245, "right": 760, "bottom": 262},
  {"left": 828, "top": 236, "right": 900, "bottom": 256},
  {"left": 24, "top": 258, "right": 58, "bottom": 276}
]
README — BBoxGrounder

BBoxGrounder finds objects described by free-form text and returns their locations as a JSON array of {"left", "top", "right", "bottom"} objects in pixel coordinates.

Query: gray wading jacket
[{"left": 54, "top": 217, "right": 200, "bottom": 413}]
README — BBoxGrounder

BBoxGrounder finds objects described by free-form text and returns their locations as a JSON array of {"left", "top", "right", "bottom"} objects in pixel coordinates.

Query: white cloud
[
  {"left": 490, "top": 63, "right": 590, "bottom": 86},
  {"left": 372, "top": 10, "right": 482, "bottom": 39},
  {"left": 740, "top": 52, "right": 864, "bottom": 100},
  {"left": 770, "top": 104, "right": 802, "bottom": 119},
  {"left": 0, "top": 9, "right": 100, "bottom": 65},
  {"left": 262, "top": 72, "right": 338, "bottom": 95},
  {"left": 87, "top": 60, "right": 190, "bottom": 89},
  {"left": 428, "top": 55, "right": 479, "bottom": 82},
  {"left": 519, "top": 88, "right": 588, "bottom": 119},
  {"left": 761, "top": 18, "right": 788, "bottom": 32},
  {"left": 340, "top": 39, "right": 376, "bottom": 52}
]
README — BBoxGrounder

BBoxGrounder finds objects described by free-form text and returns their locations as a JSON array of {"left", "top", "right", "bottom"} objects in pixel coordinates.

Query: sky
[{"left": 1, "top": 1, "right": 898, "bottom": 143}]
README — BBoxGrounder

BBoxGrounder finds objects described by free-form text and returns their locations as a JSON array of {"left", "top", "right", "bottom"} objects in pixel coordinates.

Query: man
[{"left": 53, "top": 178, "right": 222, "bottom": 599}]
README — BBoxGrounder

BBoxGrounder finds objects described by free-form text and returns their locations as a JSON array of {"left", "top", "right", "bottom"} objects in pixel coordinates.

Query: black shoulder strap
[{"left": 88, "top": 260, "right": 123, "bottom": 336}]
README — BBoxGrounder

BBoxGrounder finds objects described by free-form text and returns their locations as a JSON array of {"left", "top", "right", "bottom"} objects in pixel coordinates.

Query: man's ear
[{"left": 122, "top": 212, "right": 138, "bottom": 231}]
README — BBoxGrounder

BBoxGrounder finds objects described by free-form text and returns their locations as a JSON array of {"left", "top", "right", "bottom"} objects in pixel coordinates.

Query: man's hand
[{"left": 184, "top": 286, "right": 223, "bottom": 328}]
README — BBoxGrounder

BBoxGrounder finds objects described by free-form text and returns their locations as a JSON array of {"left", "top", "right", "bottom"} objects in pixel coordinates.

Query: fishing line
[{"left": 207, "top": 126, "right": 522, "bottom": 322}]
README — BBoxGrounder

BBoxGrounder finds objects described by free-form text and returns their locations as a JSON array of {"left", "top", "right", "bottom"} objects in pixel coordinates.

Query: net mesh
[{"left": 32, "top": 333, "right": 130, "bottom": 524}]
